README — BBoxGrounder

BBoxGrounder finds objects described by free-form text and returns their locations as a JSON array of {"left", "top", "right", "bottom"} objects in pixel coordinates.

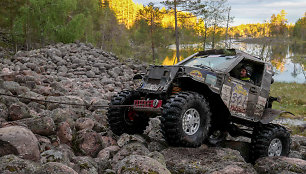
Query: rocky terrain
[{"left": 0, "top": 43, "right": 305, "bottom": 174}]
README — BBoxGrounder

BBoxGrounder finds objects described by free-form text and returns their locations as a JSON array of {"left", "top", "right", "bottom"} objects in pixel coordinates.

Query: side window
[{"left": 229, "top": 59, "right": 264, "bottom": 86}]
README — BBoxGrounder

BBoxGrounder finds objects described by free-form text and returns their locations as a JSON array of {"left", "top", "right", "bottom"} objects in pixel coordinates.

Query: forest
[{"left": 0, "top": 0, "right": 305, "bottom": 63}]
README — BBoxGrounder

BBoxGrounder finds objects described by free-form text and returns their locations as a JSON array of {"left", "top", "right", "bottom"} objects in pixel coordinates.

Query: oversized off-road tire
[
  {"left": 250, "top": 123, "right": 291, "bottom": 162},
  {"left": 107, "top": 90, "right": 149, "bottom": 135},
  {"left": 161, "top": 91, "right": 211, "bottom": 147}
]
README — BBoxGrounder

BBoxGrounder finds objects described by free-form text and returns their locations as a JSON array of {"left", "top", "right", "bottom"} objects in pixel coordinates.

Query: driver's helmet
[{"left": 241, "top": 65, "right": 253, "bottom": 77}]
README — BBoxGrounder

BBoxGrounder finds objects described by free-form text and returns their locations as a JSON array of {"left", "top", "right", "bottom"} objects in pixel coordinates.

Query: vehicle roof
[{"left": 177, "top": 49, "right": 268, "bottom": 66}]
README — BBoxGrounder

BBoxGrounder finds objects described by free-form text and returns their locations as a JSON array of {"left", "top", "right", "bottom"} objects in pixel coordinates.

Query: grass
[
  {"left": 270, "top": 82, "right": 306, "bottom": 136},
  {"left": 270, "top": 82, "right": 306, "bottom": 119}
]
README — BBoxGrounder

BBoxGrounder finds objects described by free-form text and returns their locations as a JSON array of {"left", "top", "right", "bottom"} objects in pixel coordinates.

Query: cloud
[{"left": 262, "top": 1, "right": 306, "bottom": 8}]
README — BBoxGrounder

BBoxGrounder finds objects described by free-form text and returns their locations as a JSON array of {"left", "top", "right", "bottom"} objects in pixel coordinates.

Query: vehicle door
[{"left": 220, "top": 61, "right": 264, "bottom": 121}]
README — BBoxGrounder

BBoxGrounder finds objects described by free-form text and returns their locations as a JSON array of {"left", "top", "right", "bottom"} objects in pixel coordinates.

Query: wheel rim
[
  {"left": 124, "top": 107, "right": 136, "bottom": 125},
  {"left": 182, "top": 108, "right": 200, "bottom": 135},
  {"left": 268, "top": 138, "right": 283, "bottom": 156}
]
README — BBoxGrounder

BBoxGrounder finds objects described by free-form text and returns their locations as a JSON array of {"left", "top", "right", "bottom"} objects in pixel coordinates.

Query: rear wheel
[
  {"left": 250, "top": 123, "right": 291, "bottom": 162},
  {"left": 107, "top": 90, "right": 149, "bottom": 135},
  {"left": 161, "top": 91, "right": 211, "bottom": 147}
]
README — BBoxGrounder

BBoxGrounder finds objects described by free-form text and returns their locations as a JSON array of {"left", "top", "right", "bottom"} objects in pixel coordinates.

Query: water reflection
[{"left": 162, "top": 40, "right": 305, "bottom": 83}]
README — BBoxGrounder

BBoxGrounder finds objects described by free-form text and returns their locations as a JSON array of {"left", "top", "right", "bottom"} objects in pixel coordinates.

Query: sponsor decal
[{"left": 189, "top": 70, "right": 205, "bottom": 82}]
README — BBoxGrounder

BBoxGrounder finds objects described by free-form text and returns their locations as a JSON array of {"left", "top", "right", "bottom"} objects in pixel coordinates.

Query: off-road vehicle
[{"left": 107, "top": 49, "right": 291, "bottom": 161}]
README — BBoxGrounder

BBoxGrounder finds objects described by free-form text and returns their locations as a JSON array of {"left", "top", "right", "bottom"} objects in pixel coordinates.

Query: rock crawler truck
[{"left": 107, "top": 49, "right": 291, "bottom": 161}]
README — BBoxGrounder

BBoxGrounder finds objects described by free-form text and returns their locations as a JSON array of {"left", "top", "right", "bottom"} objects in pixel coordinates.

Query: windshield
[{"left": 182, "top": 55, "right": 237, "bottom": 71}]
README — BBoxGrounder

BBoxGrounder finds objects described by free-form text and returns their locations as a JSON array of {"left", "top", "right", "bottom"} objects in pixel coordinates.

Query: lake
[{"left": 162, "top": 39, "right": 305, "bottom": 84}]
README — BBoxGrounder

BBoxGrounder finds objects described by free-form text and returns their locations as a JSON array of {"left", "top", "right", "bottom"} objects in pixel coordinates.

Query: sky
[{"left": 132, "top": 0, "right": 306, "bottom": 26}]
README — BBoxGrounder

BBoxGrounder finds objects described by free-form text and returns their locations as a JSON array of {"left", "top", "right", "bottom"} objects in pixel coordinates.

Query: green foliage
[
  {"left": 12, "top": 0, "right": 79, "bottom": 47},
  {"left": 269, "top": 10, "right": 289, "bottom": 37},
  {"left": 292, "top": 13, "right": 306, "bottom": 41},
  {"left": 55, "top": 14, "right": 86, "bottom": 43}
]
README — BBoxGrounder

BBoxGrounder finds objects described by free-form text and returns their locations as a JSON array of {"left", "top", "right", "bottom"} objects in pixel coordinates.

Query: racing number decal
[{"left": 230, "top": 83, "right": 248, "bottom": 115}]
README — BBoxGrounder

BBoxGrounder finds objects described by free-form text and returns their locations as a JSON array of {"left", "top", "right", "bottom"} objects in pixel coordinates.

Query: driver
[{"left": 240, "top": 65, "right": 254, "bottom": 84}]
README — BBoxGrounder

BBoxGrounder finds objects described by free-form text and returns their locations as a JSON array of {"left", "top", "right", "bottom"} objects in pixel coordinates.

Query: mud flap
[{"left": 260, "top": 108, "right": 295, "bottom": 124}]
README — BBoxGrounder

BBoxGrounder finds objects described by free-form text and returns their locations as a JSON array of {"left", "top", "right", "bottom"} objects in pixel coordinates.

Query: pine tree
[
  {"left": 292, "top": 12, "right": 306, "bottom": 40},
  {"left": 161, "top": 0, "right": 202, "bottom": 62},
  {"left": 138, "top": 3, "right": 163, "bottom": 63}
]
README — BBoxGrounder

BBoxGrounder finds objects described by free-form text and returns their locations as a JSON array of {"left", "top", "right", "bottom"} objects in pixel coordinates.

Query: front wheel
[
  {"left": 161, "top": 91, "right": 211, "bottom": 147},
  {"left": 107, "top": 90, "right": 148, "bottom": 135},
  {"left": 250, "top": 123, "right": 291, "bottom": 162}
]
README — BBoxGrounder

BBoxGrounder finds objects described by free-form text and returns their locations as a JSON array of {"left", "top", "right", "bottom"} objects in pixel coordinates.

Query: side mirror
[{"left": 133, "top": 73, "right": 144, "bottom": 80}]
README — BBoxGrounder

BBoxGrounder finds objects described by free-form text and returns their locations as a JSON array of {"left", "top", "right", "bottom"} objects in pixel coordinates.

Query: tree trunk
[
  {"left": 174, "top": 0, "right": 180, "bottom": 62},
  {"left": 203, "top": 21, "right": 207, "bottom": 51},
  {"left": 150, "top": 12, "right": 155, "bottom": 63},
  {"left": 212, "top": 24, "right": 216, "bottom": 49},
  {"left": 225, "top": 7, "right": 231, "bottom": 48}
]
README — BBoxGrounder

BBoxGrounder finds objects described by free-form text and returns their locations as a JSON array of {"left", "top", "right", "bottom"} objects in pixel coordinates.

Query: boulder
[
  {"left": 112, "top": 142, "right": 150, "bottom": 164},
  {"left": 148, "top": 141, "right": 167, "bottom": 152},
  {"left": 101, "top": 136, "right": 117, "bottom": 148},
  {"left": 2, "top": 81, "right": 29, "bottom": 95},
  {"left": 15, "top": 116, "right": 55, "bottom": 136},
  {"left": 162, "top": 147, "right": 256, "bottom": 174},
  {"left": 0, "top": 126, "right": 40, "bottom": 161},
  {"left": 34, "top": 162, "right": 77, "bottom": 174},
  {"left": 0, "top": 155, "right": 40, "bottom": 174},
  {"left": 51, "top": 108, "right": 77, "bottom": 126},
  {"left": 117, "top": 133, "right": 146, "bottom": 147},
  {"left": 19, "top": 91, "right": 45, "bottom": 104},
  {"left": 8, "top": 102, "right": 32, "bottom": 121},
  {"left": 0, "top": 103, "right": 8, "bottom": 121},
  {"left": 116, "top": 155, "right": 171, "bottom": 174},
  {"left": 148, "top": 151, "right": 167, "bottom": 166},
  {"left": 57, "top": 143, "right": 75, "bottom": 156},
  {"left": 40, "top": 149, "right": 70, "bottom": 165},
  {"left": 75, "top": 117, "right": 95, "bottom": 131},
  {"left": 97, "top": 146, "right": 120, "bottom": 160},
  {"left": 36, "top": 134, "right": 52, "bottom": 152},
  {"left": 0, "top": 89, "right": 19, "bottom": 106},
  {"left": 57, "top": 121, "right": 73, "bottom": 145},
  {"left": 94, "top": 157, "right": 112, "bottom": 174},
  {"left": 212, "top": 165, "right": 249, "bottom": 174},
  {"left": 117, "top": 133, "right": 131, "bottom": 147},
  {"left": 72, "top": 129, "right": 103, "bottom": 157},
  {"left": 144, "top": 117, "right": 165, "bottom": 142},
  {"left": 254, "top": 156, "right": 306, "bottom": 174},
  {"left": 71, "top": 156, "right": 98, "bottom": 174}
]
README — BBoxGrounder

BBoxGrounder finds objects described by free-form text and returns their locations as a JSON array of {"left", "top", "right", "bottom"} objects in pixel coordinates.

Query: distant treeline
[{"left": 0, "top": 0, "right": 305, "bottom": 62}]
